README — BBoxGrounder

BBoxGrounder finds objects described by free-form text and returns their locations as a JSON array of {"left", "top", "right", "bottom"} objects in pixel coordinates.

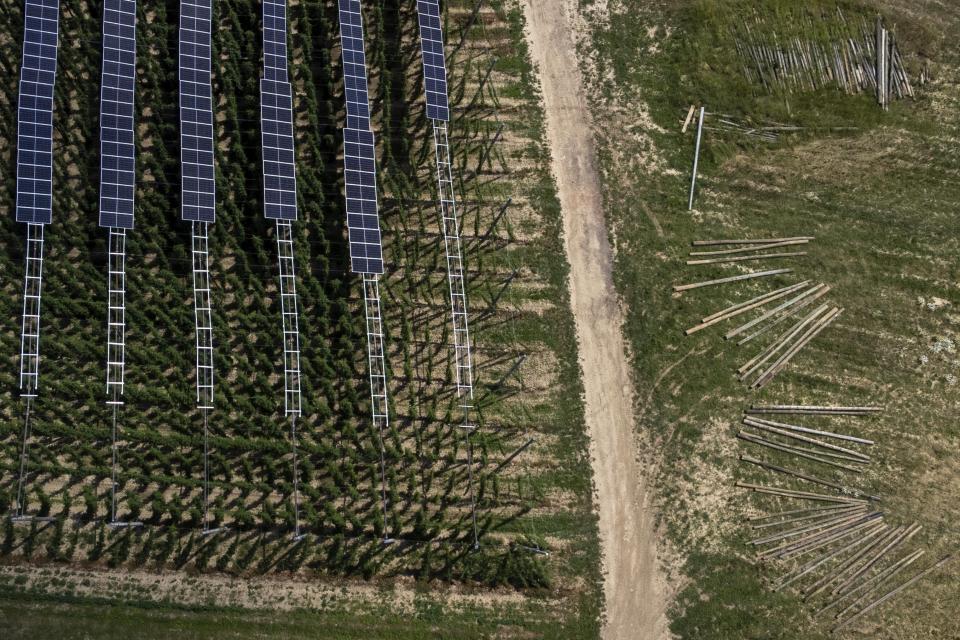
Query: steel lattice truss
[
  {"left": 416, "top": 0, "right": 480, "bottom": 548},
  {"left": 335, "top": 0, "right": 393, "bottom": 541}
]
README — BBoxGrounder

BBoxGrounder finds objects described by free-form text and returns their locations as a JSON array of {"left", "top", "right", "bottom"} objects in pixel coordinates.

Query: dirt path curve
[{"left": 520, "top": 2, "right": 671, "bottom": 638}]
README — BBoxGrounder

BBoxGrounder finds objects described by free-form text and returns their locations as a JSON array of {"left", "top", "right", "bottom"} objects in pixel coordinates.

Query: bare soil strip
[{"left": 520, "top": 2, "right": 671, "bottom": 638}]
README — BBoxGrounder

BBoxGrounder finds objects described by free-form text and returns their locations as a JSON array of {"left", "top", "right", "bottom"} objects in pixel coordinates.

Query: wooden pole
[
  {"left": 742, "top": 418, "right": 871, "bottom": 461},
  {"left": 780, "top": 519, "right": 887, "bottom": 562},
  {"left": 737, "top": 285, "right": 831, "bottom": 345},
  {"left": 692, "top": 236, "right": 814, "bottom": 246},
  {"left": 738, "top": 305, "right": 830, "bottom": 378},
  {"left": 763, "top": 513, "right": 882, "bottom": 560},
  {"left": 752, "top": 308, "right": 843, "bottom": 388},
  {"left": 776, "top": 524, "right": 888, "bottom": 591},
  {"left": 689, "top": 238, "right": 811, "bottom": 256},
  {"left": 832, "top": 555, "right": 955, "bottom": 632},
  {"left": 702, "top": 281, "right": 809, "bottom": 323},
  {"left": 686, "top": 251, "right": 807, "bottom": 266},
  {"left": 749, "top": 503, "right": 866, "bottom": 523},
  {"left": 828, "top": 549, "right": 925, "bottom": 617},
  {"left": 739, "top": 455, "right": 879, "bottom": 501},
  {"left": 831, "top": 523, "right": 922, "bottom": 596},
  {"left": 673, "top": 268, "right": 793, "bottom": 293},
  {"left": 686, "top": 282, "right": 810, "bottom": 335},
  {"left": 744, "top": 415, "right": 874, "bottom": 445},
  {"left": 749, "top": 510, "right": 872, "bottom": 547},
  {"left": 737, "top": 432, "right": 865, "bottom": 472},
  {"left": 681, "top": 105, "right": 696, "bottom": 133},
  {"left": 751, "top": 505, "right": 865, "bottom": 530},
  {"left": 803, "top": 525, "right": 903, "bottom": 599},
  {"left": 748, "top": 405, "right": 883, "bottom": 414},
  {"left": 736, "top": 482, "right": 867, "bottom": 504},
  {"left": 725, "top": 284, "right": 826, "bottom": 340},
  {"left": 688, "top": 107, "right": 705, "bottom": 210}
]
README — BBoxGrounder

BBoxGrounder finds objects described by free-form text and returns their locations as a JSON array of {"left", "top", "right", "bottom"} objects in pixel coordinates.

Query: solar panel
[
  {"left": 261, "top": 1, "right": 297, "bottom": 221},
  {"left": 99, "top": 0, "right": 137, "bottom": 230},
  {"left": 343, "top": 128, "right": 383, "bottom": 274},
  {"left": 178, "top": 0, "right": 216, "bottom": 223},
  {"left": 15, "top": 0, "right": 60, "bottom": 225},
  {"left": 336, "top": 0, "right": 371, "bottom": 131},
  {"left": 262, "top": 0, "right": 288, "bottom": 82},
  {"left": 415, "top": 0, "right": 450, "bottom": 122}
]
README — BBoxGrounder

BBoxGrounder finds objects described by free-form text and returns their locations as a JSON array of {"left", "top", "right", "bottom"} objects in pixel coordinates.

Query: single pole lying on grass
[
  {"left": 688, "top": 106, "right": 705, "bottom": 210},
  {"left": 674, "top": 268, "right": 793, "bottom": 292}
]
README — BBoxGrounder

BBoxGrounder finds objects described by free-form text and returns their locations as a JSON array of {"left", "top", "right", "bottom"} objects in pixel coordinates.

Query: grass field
[
  {"left": 579, "top": 0, "right": 958, "bottom": 637},
  {"left": 0, "top": 0, "right": 601, "bottom": 637}
]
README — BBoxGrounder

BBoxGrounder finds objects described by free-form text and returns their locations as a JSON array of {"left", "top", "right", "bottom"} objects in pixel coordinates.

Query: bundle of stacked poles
[
  {"left": 675, "top": 236, "right": 842, "bottom": 388},
  {"left": 730, "top": 8, "right": 913, "bottom": 106},
  {"left": 699, "top": 114, "right": 859, "bottom": 143},
  {"left": 735, "top": 404, "right": 954, "bottom": 632}
]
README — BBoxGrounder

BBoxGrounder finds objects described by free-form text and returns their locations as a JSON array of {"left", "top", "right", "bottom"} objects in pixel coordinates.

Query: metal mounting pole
[
  {"left": 105, "top": 227, "right": 141, "bottom": 527},
  {"left": 13, "top": 223, "right": 45, "bottom": 523},
  {"left": 191, "top": 221, "right": 222, "bottom": 535},
  {"left": 362, "top": 273, "right": 393, "bottom": 544},
  {"left": 276, "top": 219, "right": 305, "bottom": 541},
  {"left": 688, "top": 107, "right": 705, "bottom": 211},
  {"left": 431, "top": 120, "right": 479, "bottom": 549}
]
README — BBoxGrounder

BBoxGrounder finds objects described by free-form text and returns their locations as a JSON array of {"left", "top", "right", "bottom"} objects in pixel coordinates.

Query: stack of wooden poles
[
  {"left": 735, "top": 404, "right": 953, "bottom": 632},
  {"left": 730, "top": 9, "right": 913, "bottom": 106},
  {"left": 676, "top": 236, "right": 840, "bottom": 388}
]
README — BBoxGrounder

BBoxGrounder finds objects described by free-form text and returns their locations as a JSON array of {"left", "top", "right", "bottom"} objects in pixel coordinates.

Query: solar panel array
[
  {"left": 261, "top": 0, "right": 297, "bottom": 221},
  {"left": 415, "top": 0, "right": 450, "bottom": 122},
  {"left": 343, "top": 128, "right": 382, "bottom": 273},
  {"left": 337, "top": 0, "right": 372, "bottom": 131},
  {"left": 99, "top": 0, "right": 137, "bottom": 230},
  {"left": 336, "top": 0, "right": 383, "bottom": 274},
  {"left": 178, "top": 0, "right": 216, "bottom": 223},
  {"left": 16, "top": 0, "right": 61, "bottom": 225}
]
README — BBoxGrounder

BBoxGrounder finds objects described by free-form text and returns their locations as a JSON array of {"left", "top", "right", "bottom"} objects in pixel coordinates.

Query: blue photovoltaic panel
[
  {"left": 15, "top": 0, "right": 60, "bottom": 225},
  {"left": 415, "top": 0, "right": 449, "bottom": 122},
  {"left": 343, "top": 128, "right": 383, "bottom": 274},
  {"left": 178, "top": 0, "right": 216, "bottom": 223},
  {"left": 261, "top": 0, "right": 297, "bottom": 221},
  {"left": 336, "top": 0, "right": 371, "bottom": 131},
  {"left": 262, "top": 0, "right": 288, "bottom": 82},
  {"left": 99, "top": 0, "right": 137, "bottom": 230}
]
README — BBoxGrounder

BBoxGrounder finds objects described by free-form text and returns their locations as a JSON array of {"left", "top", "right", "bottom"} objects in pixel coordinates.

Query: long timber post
[
  {"left": 12, "top": 223, "right": 45, "bottom": 522},
  {"left": 276, "top": 219, "right": 304, "bottom": 540},
  {"left": 362, "top": 273, "right": 393, "bottom": 543},
  {"left": 431, "top": 121, "right": 479, "bottom": 549}
]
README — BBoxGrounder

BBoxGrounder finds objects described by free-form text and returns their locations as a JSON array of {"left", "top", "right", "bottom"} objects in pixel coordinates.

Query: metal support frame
[
  {"left": 361, "top": 273, "right": 392, "bottom": 543},
  {"left": 431, "top": 120, "right": 479, "bottom": 549},
  {"left": 191, "top": 221, "right": 222, "bottom": 535},
  {"left": 275, "top": 219, "right": 304, "bottom": 540},
  {"left": 192, "top": 222, "right": 214, "bottom": 411},
  {"left": 13, "top": 223, "right": 45, "bottom": 522},
  {"left": 104, "top": 227, "right": 141, "bottom": 527},
  {"left": 276, "top": 220, "right": 301, "bottom": 417},
  {"left": 19, "top": 223, "right": 44, "bottom": 396}
]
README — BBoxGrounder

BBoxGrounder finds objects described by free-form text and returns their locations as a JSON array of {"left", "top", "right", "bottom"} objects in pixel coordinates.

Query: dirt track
[{"left": 520, "top": 2, "right": 671, "bottom": 638}]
